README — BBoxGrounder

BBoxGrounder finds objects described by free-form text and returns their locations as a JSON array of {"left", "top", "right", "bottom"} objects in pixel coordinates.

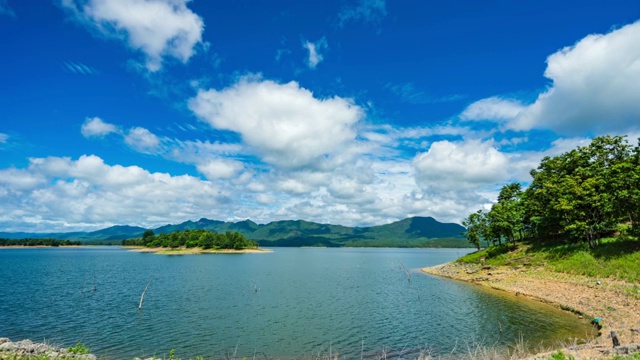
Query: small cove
[{"left": 0, "top": 247, "right": 595, "bottom": 359}]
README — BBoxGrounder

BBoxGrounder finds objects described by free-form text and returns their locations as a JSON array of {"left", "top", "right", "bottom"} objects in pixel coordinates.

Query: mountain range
[{"left": 0, "top": 216, "right": 470, "bottom": 248}]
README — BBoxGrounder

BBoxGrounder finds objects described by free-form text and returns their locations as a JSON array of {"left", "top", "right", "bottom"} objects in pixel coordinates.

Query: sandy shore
[
  {"left": 125, "top": 246, "right": 272, "bottom": 254},
  {"left": 422, "top": 261, "right": 640, "bottom": 359}
]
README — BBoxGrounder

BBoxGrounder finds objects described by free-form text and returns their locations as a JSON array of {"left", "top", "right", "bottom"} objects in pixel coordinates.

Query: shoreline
[
  {"left": 0, "top": 245, "right": 91, "bottom": 249},
  {"left": 422, "top": 261, "right": 640, "bottom": 359},
  {"left": 124, "top": 246, "right": 272, "bottom": 254},
  {"left": 0, "top": 338, "right": 96, "bottom": 360}
]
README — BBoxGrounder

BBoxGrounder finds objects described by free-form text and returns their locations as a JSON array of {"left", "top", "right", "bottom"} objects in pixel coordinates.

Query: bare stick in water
[
  {"left": 399, "top": 262, "right": 411, "bottom": 282},
  {"left": 138, "top": 279, "right": 153, "bottom": 310}
]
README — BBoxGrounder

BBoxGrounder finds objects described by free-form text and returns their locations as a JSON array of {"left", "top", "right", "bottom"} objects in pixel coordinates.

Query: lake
[{"left": 0, "top": 247, "right": 595, "bottom": 359}]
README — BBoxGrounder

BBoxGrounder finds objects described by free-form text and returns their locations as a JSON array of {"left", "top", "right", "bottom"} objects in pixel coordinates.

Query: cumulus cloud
[
  {"left": 196, "top": 158, "right": 244, "bottom": 179},
  {"left": 189, "top": 77, "right": 364, "bottom": 168},
  {"left": 338, "top": 0, "right": 387, "bottom": 27},
  {"left": 124, "top": 127, "right": 161, "bottom": 153},
  {"left": 466, "top": 20, "right": 640, "bottom": 136},
  {"left": 81, "top": 117, "right": 119, "bottom": 137},
  {"left": 303, "top": 37, "right": 328, "bottom": 68},
  {"left": 62, "top": 0, "right": 205, "bottom": 71},
  {"left": 0, "top": 155, "right": 229, "bottom": 231},
  {"left": 413, "top": 139, "right": 509, "bottom": 190},
  {"left": 460, "top": 97, "right": 525, "bottom": 122}
]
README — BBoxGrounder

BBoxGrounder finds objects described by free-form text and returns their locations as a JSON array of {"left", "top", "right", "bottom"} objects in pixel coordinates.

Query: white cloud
[
  {"left": 254, "top": 193, "right": 275, "bottom": 205},
  {"left": 460, "top": 97, "right": 525, "bottom": 122},
  {"left": 196, "top": 158, "right": 244, "bottom": 179},
  {"left": 413, "top": 139, "right": 509, "bottom": 190},
  {"left": 0, "top": 168, "right": 46, "bottom": 191},
  {"left": 338, "top": 0, "right": 387, "bottom": 27},
  {"left": 303, "top": 38, "right": 328, "bottom": 69},
  {"left": 189, "top": 77, "right": 364, "bottom": 168},
  {"left": 0, "top": 155, "right": 228, "bottom": 231},
  {"left": 124, "top": 127, "right": 161, "bottom": 153},
  {"left": 63, "top": 0, "right": 204, "bottom": 71},
  {"left": 81, "top": 117, "right": 119, "bottom": 137},
  {"left": 0, "top": 133, "right": 8, "bottom": 144},
  {"left": 467, "top": 20, "right": 640, "bottom": 136}
]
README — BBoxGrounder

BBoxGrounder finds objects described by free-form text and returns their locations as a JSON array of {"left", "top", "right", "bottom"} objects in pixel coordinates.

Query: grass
[
  {"left": 547, "top": 350, "right": 575, "bottom": 360},
  {"left": 67, "top": 343, "right": 90, "bottom": 355},
  {"left": 456, "top": 236, "right": 640, "bottom": 283},
  {"left": 3, "top": 342, "right": 640, "bottom": 360}
]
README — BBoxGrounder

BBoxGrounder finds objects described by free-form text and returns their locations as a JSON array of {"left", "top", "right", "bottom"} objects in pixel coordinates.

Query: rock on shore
[{"left": 0, "top": 338, "right": 97, "bottom": 360}]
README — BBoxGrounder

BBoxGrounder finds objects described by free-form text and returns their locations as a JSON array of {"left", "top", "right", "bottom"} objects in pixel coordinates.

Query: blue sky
[{"left": 1, "top": 0, "right": 639, "bottom": 232}]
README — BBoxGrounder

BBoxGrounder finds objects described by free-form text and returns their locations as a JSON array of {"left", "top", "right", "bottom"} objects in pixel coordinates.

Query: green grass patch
[
  {"left": 456, "top": 237, "right": 640, "bottom": 283},
  {"left": 68, "top": 343, "right": 90, "bottom": 355},
  {"left": 548, "top": 350, "right": 575, "bottom": 360}
]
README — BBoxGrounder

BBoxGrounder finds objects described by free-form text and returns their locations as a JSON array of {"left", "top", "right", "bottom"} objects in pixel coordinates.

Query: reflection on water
[{"left": 0, "top": 247, "right": 595, "bottom": 359}]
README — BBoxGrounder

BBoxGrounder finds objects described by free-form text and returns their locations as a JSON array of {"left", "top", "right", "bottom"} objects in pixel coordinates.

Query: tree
[
  {"left": 142, "top": 229, "right": 155, "bottom": 246},
  {"left": 489, "top": 183, "right": 525, "bottom": 246},
  {"left": 462, "top": 210, "right": 485, "bottom": 250},
  {"left": 521, "top": 135, "right": 632, "bottom": 247},
  {"left": 199, "top": 232, "right": 215, "bottom": 249},
  {"left": 610, "top": 138, "right": 640, "bottom": 236}
]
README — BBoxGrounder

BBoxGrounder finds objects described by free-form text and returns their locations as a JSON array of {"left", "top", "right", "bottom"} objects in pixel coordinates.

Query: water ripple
[{"left": 0, "top": 247, "right": 594, "bottom": 359}]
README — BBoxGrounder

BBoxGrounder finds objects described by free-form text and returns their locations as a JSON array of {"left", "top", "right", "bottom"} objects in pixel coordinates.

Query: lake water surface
[{"left": 0, "top": 247, "right": 595, "bottom": 359}]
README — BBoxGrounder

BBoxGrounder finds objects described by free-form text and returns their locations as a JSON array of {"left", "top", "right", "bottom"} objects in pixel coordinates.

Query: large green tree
[
  {"left": 465, "top": 135, "right": 638, "bottom": 249},
  {"left": 524, "top": 135, "right": 632, "bottom": 247},
  {"left": 462, "top": 210, "right": 485, "bottom": 250}
]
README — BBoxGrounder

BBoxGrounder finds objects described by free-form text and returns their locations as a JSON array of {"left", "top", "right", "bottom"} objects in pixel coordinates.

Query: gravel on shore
[{"left": 0, "top": 338, "right": 96, "bottom": 360}]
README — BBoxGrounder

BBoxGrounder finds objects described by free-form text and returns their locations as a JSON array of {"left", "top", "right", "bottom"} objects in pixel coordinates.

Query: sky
[{"left": 1, "top": 0, "right": 639, "bottom": 232}]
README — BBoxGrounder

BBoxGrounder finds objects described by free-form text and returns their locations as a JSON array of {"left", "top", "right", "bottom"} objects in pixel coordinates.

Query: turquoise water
[{"left": 0, "top": 247, "right": 594, "bottom": 359}]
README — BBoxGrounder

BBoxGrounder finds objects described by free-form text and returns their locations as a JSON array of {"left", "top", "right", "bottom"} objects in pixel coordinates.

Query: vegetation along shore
[
  {"left": 422, "top": 136, "right": 640, "bottom": 359},
  {"left": 0, "top": 238, "right": 82, "bottom": 247},
  {"left": 122, "top": 229, "right": 270, "bottom": 254}
]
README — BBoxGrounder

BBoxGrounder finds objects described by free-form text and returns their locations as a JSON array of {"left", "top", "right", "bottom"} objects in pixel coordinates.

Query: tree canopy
[
  {"left": 123, "top": 229, "right": 258, "bottom": 250},
  {"left": 463, "top": 135, "right": 640, "bottom": 248},
  {"left": 0, "top": 238, "right": 82, "bottom": 246}
]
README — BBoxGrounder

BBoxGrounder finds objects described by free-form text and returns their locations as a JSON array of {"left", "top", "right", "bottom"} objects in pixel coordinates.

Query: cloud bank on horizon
[{"left": 0, "top": 0, "right": 639, "bottom": 232}]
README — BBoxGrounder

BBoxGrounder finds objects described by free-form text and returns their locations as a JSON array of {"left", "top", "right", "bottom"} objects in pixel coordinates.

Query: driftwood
[
  {"left": 138, "top": 279, "right": 153, "bottom": 310},
  {"left": 611, "top": 331, "right": 620, "bottom": 348},
  {"left": 399, "top": 262, "right": 411, "bottom": 282}
]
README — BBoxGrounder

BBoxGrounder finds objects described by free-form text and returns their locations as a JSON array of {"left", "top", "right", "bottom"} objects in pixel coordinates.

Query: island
[{"left": 122, "top": 229, "right": 271, "bottom": 254}]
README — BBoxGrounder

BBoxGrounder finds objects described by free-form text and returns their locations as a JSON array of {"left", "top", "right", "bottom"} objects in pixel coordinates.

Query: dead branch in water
[
  {"left": 399, "top": 262, "right": 411, "bottom": 282},
  {"left": 138, "top": 279, "right": 153, "bottom": 310}
]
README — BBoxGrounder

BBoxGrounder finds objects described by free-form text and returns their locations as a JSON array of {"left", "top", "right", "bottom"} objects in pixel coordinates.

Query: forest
[
  {"left": 0, "top": 238, "right": 82, "bottom": 246},
  {"left": 122, "top": 229, "right": 259, "bottom": 250},
  {"left": 463, "top": 135, "right": 640, "bottom": 250}
]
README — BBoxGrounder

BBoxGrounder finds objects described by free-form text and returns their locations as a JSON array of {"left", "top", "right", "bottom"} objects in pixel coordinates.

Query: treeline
[
  {"left": 0, "top": 238, "right": 82, "bottom": 246},
  {"left": 123, "top": 229, "right": 258, "bottom": 250},
  {"left": 464, "top": 135, "right": 640, "bottom": 250}
]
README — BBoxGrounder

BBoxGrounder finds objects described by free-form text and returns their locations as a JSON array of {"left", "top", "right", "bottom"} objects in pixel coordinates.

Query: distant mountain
[
  {"left": 0, "top": 225, "right": 146, "bottom": 242},
  {"left": 85, "top": 225, "right": 147, "bottom": 241},
  {"left": 0, "top": 216, "right": 470, "bottom": 248}
]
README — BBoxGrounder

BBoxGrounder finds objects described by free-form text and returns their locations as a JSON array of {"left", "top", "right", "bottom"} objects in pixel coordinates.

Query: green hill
[{"left": 0, "top": 216, "right": 470, "bottom": 248}]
